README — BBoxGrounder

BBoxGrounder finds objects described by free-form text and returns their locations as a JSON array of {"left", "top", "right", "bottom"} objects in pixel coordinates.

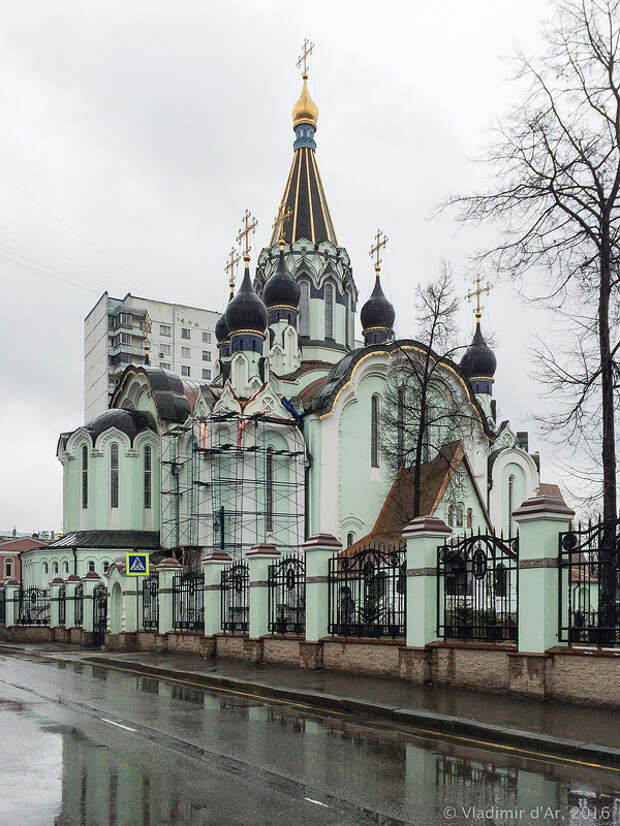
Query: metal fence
[
  {"left": 559, "top": 518, "right": 620, "bottom": 647},
  {"left": 74, "top": 584, "right": 84, "bottom": 627},
  {"left": 268, "top": 555, "right": 305, "bottom": 634},
  {"left": 142, "top": 575, "right": 159, "bottom": 630},
  {"left": 0, "top": 590, "right": 5, "bottom": 626},
  {"left": 328, "top": 542, "right": 406, "bottom": 638},
  {"left": 221, "top": 563, "right": 249, "bottom": 632},
  {"left": 437, "top": 530, "right": 519, "bottom": 642},
  {"left": 172, "top": 571, "right": 204, "bottom": 632},
  {"left": 58, "top": 585, "right": 66, "bottom": 627},
  {"left": 16, "top": 588, "right": 50, "bottom": 626}
]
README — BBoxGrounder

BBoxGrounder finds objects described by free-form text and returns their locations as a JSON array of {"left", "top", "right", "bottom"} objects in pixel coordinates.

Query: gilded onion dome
[{"left": 292, "top": 73, "right": 318, "bottom": 127}]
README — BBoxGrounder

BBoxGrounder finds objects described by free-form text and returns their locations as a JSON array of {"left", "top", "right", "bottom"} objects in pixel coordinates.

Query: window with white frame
[
  {"left": 144, "top": 445, "right": 152, "bottom": 510},
  {"left": 88, "top": 561, "right": 95, "bottom": 573},
  {"left": 371, "top": 395, "right": 380, "bottom": 468},
  {"left": 160, "top": 324, "right": 171, "bottom": 337},
  {"left": 81, "top": 444, "right": 88, "bottom": 509},
  {"left": 159, "top": 343, "right": 171, "bottom": 355},
  {"left": 202, "top": 331, "right": 211, "bottom": 343},
  {"left": 202, "top": 350, "right": 211, "bottom": 361},
  {"left": 4, "top": 559, "right": 13, "bottom": 578},
  {"left": 181, "top": 346, "right": 191, "bottom": 358},
  {"left": 110, "top": 443, "right": 119, "bottom": 508},
  {"left": 202, "top": 369, "right": 211, "bottom": 380},
  {"left": 181, "top": 365, "right": 191, "bottom": 376},
  {"left": 325, "top": 283, "right": 334, "bottom": 339},
  {"left": 299, "top": 281, "right": 310, "bottom": 337},
  {"left": 159, "top": 362, "right": 171, "bottom": 370},
  {"left": 181, "top": 328, "right": 191, "bottom": 339}
]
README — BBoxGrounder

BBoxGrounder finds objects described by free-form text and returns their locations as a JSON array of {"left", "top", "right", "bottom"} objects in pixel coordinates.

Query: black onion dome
[
  {"left": 263, "top": 249, "right": 301, "bottom": 309},
  {"left": 84, "top": 409, "right": 157, "bottom": 445},
  {"left": 215, "top": 311, "right": 229, "bottom": 343},
  {"left": 460, "top": 323, "right": 497, "bottom": 379},
  {"left": 360, "top": 275, "right": 395, "bottom": 331},
  {"left": 225, "top": 267, "right": 269, "bottom": 335}
]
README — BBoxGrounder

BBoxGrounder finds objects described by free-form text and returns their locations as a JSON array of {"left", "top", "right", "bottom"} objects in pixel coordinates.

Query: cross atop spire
[
  {"left": 143, "top": 311, "right": 152, "bottom": 365},
  {"left": 466, "top": 276, "right": 492, "bottom": 323},
  {"left": 225, "top": 246, "right": 241, "bottom": 299},
  {"left": 370, "top": 229, "right": 389, "bottom": 274},
  {"left": 237, "top": 210, "right": 258, "bottom": 264},
  {"left": 297, "top": 38, "right": 314, "bottom": 78},
  {"left": 273, "top": 201, "right": 292, "bottom": 250}
]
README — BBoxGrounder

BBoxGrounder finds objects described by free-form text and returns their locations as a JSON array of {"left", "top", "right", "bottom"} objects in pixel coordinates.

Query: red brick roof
[{"left": 0, "top": 537, "right": 48, "bottom": 552}]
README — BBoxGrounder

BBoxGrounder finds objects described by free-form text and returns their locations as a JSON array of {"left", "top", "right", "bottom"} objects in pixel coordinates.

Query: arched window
[
  {"left": 397, "top": 386, "right": 406, "bottom": 467},
  {"left": 63, "top": 561, "right": 69, "bottom": 574},
  {"left": 324, "top": 283, "right": 334, "bottom": 339},
  {"left": 43, "top": 562, "right": 49, "bottom": 574},
  {"left": 508, "top": 474, "right": 515, "bottom": 535},
  {"left": 456, "top": 504, "right": 464, "bottom": 528},
  {"left": 266, "top": 446, "right": 274, "bottom": 532},
  {"left": 371, "top": 395, "right": 380, "bottom": 468},
  {"left": 345, "top": 289, "right": 354, "bottom": 348},
  {"left": 4, "top": 559, "right": 13, "bottom": 579},
  {"left": 347, "top": 532, "right": 355, "bottom": 547},
  {"left": 53, "top": 562, "right": 59, "bottom": 575},
  {"left": 88, "top": 561, "right": 95, "bottom": 573},
  {"left": 447, "top": 504, "right": 454, "bottom": 527},
  {"left": 144, "top": 445, "right": 152, "bottom": 510},
  {"left": 110, "top": 443, "right": 119, "bottom": 509},
  {"left": 466, "top": 507, "right": 473, "bottom": 529},
  {"left": 103, "top": 561, "right": 110, "bottom": 574},
  {"left": 81, "top": 445, "right": 88, "bottom": 509},
  {"left": 299, "top": 281, "right": 310, "bottom": 337}
]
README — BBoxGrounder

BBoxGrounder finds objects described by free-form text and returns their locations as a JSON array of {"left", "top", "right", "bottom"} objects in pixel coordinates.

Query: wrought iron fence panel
[
  {"left": 558, "top": 518, "right": 620, "bottom": 647},
  {"left": 328, "top": 542, "right": 406, "bottom": 638},
  {"left": 0, "top": 590, "right": 5, "bottom": 626},
  {"left": 437, "top": 531, "right": 518, "bottom": 642},
  {"left": 172, "top": 571, "right": 204, "bottom": 632},
  {"left": 16, "top": 588, "right": 50, "bottom": 626},
  {"left": 92, "top": 584, "right": 107, "bottom": 646},
  {"left": 58, "top": 585, "right": 66, "bottom": 627},
  {"left": 268, "top": 555, "right": 305, "bottom": 634},
  {"left": 221, "top": 563, "right": 249, "bottom": 632},
  {"left": 74, "top": 584, "right": 84, "bottom": 627},
  {"left": 142, "top": 575, "right": 159, "bottom": 630}
]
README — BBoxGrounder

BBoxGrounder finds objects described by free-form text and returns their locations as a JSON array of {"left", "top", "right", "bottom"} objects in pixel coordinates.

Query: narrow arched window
[
  {"left": 88, "top": 561, "right": 95, "bottom": 573},
  {"left": 110, "top": 443, "right": 119, "bottom": 509},
  {"left": 508, "top": 475, "right": 515, "bottom": 535},
  {"left": 371, "top": 395, "right": 380, "bottom": 468},
  {"left": 266, "top": 446, "right": 274, "bottom": 532},
  {"left": 456, "top": 504, "right": 464, "bottom": 528},
  {"left": 5, "top": 559, "right": 13, "bottom": 578},
  {"left": 53, "top": 562, "right": 59, "bottom": 575},
  {"left": 81, "top": 445, "right": 88, "bottom": 509},
  {"left": 466, "top": 507, "right": 473, "bottom": 529},
  {"left": 325, "top": 283, "right": 334, "bottom": 339},
  {"left": 347, "top": 532, "right": 355, "bottom": 547},
  {"left": 397, "top": 386, "right": 406, "bottom": 467},
  {"left": 447, "top": 504, "right": 454, "bottom": 527},
  {"left": 144, "top": 445, "right": 152, "bottom": 510},
  {"left": 103, "top": 561, "right": 110, "bottom": 574},
  {"left": 299, "top": 281, "right": 310, "bottom": 337},
  {"left": 63, "top": 561, "right": 69, "bottom": 574},
  {"left": 43, "top": 562, "right": 48, "bottom": 574},
  {"left": 345, "top": 290, "right": 354, "bottom": 348}
]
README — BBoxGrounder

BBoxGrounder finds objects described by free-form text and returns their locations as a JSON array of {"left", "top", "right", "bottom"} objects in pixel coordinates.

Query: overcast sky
[{"left": 0, "top": 0, "right": 564, "bottom": 532}]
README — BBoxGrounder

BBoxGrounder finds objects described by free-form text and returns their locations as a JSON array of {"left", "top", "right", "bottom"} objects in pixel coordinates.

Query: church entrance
[{"left": 92, "top": 584, "right": 107, "bottom": 646}]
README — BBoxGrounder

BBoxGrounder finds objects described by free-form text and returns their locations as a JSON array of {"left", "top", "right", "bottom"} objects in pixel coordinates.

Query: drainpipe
[{"left": 72, "top": 547, "right": 77, "bottom": 576}]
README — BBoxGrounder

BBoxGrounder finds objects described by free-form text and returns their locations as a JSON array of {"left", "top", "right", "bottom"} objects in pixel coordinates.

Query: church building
[{"left": 25, "top": 54, "right": 544, "bottom": 584}]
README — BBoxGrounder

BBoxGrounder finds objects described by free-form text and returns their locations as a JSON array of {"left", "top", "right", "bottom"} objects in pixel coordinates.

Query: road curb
[{"left": 83, "top": 655, "right": 620, "bottom": 767}]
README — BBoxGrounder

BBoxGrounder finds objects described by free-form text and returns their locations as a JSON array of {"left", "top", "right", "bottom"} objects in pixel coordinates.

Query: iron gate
[
  {"left": 16, "top": 588, "right": 50, "bottom": 625},
  {"left": 437, "top": 530, "right": 518, "bottom": 642},
  {"left": 92, "top": 584, "right": 107, "bottom": 646},
  {"left": 268, "top": 555, "right": 305, "bottom": 634},
  {"left": 172, "top": 571, "right": 204, "bottom": 632},
  {"left": 142, "top": 575, "right": 159, "bottom": 630},
  {"left": 328, "top": 542, "right": 406, "bottom": 638},
  {"left": 221, "top": 563, "right": 249, "bottom": 632}
]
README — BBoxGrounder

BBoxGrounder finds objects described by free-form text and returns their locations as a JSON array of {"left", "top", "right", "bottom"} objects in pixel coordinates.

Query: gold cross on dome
[
  {"left": 273, "top": 201, "right": 292, "bottom": 249},
  {"left": 369, "top": 229, "right": 389, "bottom": 273},
  {"left": 466, "top": 276, "right": 492, "bottom": 322},
  {"left": 297, "top": 38, "right": 315, "bottom": 77},
  {"left": 237, "top": 209, "right": 258, "bottom": 262},
  {"left": 225, "top": 246, "right": 241, "bottom": 298}
]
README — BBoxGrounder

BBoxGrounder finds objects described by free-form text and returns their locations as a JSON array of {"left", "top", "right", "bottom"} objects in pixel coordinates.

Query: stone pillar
[
  {"left": 65, "top": 575, "right": 82, "bottom": 629},
  {"left": 513, "top": 494, "right": 574, "bottom": 654},
  {"left": 156, "top": 558, "right": 184, "bottom": 636},
  {"left": 81, "top": 571, "right": 102, "bottom": 633},
  {"left": 246, "top": 543, "right": 280, "bottom": 662},
  {"left": 399, "top": 517, "right": 451, "bottom": 684},
  {"left": 4, "top": 582, "right": 21, "bottom": 627},
  {"left": 302, "top": 533, "right": 341, "bottom": 668},
  {"left": 201, "top": 551, "right": 232, "bottom": 638},
  {"left": 49, "top": 578, "right": 65, "bottom": 629}
]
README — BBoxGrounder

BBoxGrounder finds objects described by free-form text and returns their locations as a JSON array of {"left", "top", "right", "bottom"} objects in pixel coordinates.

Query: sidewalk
[{"left": 2, "top": 642, "right": 619, "bottom": 763}]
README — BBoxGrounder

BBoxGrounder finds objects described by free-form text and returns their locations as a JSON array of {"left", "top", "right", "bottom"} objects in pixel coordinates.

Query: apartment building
[{"left": 84, "top": 292, "right": 220, "bottom": 421}]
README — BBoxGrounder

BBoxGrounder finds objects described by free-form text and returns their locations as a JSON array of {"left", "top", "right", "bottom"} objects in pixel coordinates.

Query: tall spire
[{"left": 269, "top": 40, "right": 337, "bottom": 247}]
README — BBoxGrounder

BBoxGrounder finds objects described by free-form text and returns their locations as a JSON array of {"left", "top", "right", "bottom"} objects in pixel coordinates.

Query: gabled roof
[
  {"left": 343, "top": 441, "right": 492, "bottom": 556},
  {"left": 0, "top": 537, "right": 48, "bottom": 553}
]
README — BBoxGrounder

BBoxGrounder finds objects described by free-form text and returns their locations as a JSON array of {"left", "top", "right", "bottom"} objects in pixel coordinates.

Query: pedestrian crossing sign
[{"left": 126, "top": 553, "right": 150, "bottom": 576}]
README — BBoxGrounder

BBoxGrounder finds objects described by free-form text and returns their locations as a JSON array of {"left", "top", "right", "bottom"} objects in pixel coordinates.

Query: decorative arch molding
[
  {"left": 244, "top": 381, "right": 296, "bottom": 419},
  {"left": 96, "top": 428, "right": 132, "bottom": 455},
  {"left": 212, "top": 381, "right": 242, "bottom": 415},
  {"left": 63, "top": 430, "right": 94, "bottom": 462},
  {"left": 489, "top": 446, "right": 539, "bottom": 522},
  {"left": 133, "top": 429, "right": 159, "bottom": 453}
]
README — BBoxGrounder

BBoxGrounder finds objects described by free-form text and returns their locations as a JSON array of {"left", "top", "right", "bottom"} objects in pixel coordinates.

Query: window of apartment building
[
  {"left": 119, "top": 313, "right": 132, "bottom": 327},
  {"left": 159, "top": 343, "right": 171, "bottom": 355},
  {"left": 160, "top": 324, "right": 171, "bottom": 337},
  {"left": 202, "top": 331, "right": 211, "bottom": 343},
  {"left": 202, "top": 350, "right": 211, "bottom": 361},
  {"left": 181, "top": 346, "right": 191, "bottom": 358},
  {"left": 159, "top": 362, "right": 171, "bottom": 370},
  {"left": 181, "top": 365, "right": 191, "bottom": 376},
  {"left": 181, "top": 328, "right": 191, "bottom": 339},
  {"left": 121, "top": 333, "right": 131, "bottom": 345},
  {"left": 202, "top": 369, "right": 211, "bottom": 380}
]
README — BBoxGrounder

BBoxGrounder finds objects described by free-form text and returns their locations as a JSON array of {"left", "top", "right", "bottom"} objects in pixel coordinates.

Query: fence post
[
  {"left": 513, "top": 494, "right": 574, "bottom": 654},
  {"left": 65, "top": 575, "right": 81, "bottom": 630},
  {"left": 303, "top": 533, "right": 341, "bottom": 648},
  {"left": 81, "top": 572, "right": 102, "bottom": 641},
  {"left": 247, "top": 543, "right": 280, "bottom": 644},
  {"left": 201, "top": 551, "right": 232, "bottom": 637},
  {"left": 4, "top": 583, "right": 20, "bottom": 627},
  {"left": 49, "top": 579, "right": 64, "bottom": 629},
  {"left": 157, "top": 558, "right": 184, "bottom": 636},
  {"left": 0, "top": 587, "right": 5, "bottom": 627}
]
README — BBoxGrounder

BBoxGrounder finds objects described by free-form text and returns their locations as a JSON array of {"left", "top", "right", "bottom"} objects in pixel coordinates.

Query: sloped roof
[
  {"left": 110, "top": 365, "right": 213, "bottom": 424},
  {"left": 343, "top": 441, "right": 491, "bottom": 556},
  {"left": 0, "top": 537, "right": 49, "bottom": 553},
  {"left": 43, "top": 530, "right": 160, "bottom": 550}
]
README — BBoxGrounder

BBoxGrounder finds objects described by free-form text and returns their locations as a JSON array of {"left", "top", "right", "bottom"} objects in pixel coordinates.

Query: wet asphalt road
[{"left": 0, "top": 653, "right": 618, "bottom": 826}]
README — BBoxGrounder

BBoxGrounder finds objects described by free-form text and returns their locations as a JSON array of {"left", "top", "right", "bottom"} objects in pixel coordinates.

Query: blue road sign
[{"left": 126, "top": 553, "right": 150, "bottom": 576}]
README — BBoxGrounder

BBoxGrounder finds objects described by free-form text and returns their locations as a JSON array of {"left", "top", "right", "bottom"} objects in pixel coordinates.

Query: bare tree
[
  {"left": 445, "top": 0, "right": 620, "bottom": 630},
  {"left": 382, "top": 264, "right": 481, "bottom": 519}
]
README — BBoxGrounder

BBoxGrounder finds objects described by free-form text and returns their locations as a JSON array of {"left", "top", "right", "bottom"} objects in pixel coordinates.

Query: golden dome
[{"left": 292, "top": 74, "right": 318, "bottom": 128}]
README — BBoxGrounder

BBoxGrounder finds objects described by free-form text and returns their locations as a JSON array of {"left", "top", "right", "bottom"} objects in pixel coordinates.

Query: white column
[
  {"left": 247, "top": 543, "right": 280, "bottom": 639},
  {"left": 201, "top": 551, "right": 232, "bottom": 636},
  {"left": 403, "top": 516, "right": 452, "bottom": 647},
  {"left": 4, "top": 584, "right": 20, "bottom": 627},
  {"left": 65, "top": 576, "right": 82, "bottom": 629},
  {"left": 156, "top": 558, "right": 184, "bottom": 635},
  {"left": 81, "top": 571, "right": 102, "bottom": 633},
  {"left": 513, "top": 494, "right": 574, "bottom": 653},
  {"left": 303, "top": 533, "right": 341, "bottom": 642}
]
